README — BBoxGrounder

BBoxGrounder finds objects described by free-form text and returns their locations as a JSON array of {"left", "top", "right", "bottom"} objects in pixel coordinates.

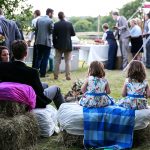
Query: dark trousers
[
  {"left": 35, "top": 44, "right": 51, "bottom": 76},
  {"left": 43, "top": 86, "right": 65, "bottom": 109},
  {"left": 107, "top": 42, "right": 118, "bottom": 70},
  {"left": 146, "top": 39, "right": 150, "bottom": 68},
  {"left": 53, "top": 87, "right": 65, "bottom": 109},
  {"left": 32, "top": 43, "right": 37, "bottom": 68}
]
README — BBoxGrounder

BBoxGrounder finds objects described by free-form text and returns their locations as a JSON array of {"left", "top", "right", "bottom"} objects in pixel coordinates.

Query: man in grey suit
[
  {"left": 35, "top": 8, "right": 54, "bottom": 77},
  {"left": 0, "top": 8, "right": 21, "bottom": 57},
  {"left": 112, "top": 11, "right": 130, "bottom": 69}
]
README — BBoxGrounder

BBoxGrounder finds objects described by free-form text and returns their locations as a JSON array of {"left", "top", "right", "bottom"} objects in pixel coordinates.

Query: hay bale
[
  {"left": 0, "top": 112, "right": 39, "bottom": 150},
  {"left": 61, "top": 126, "right": 150, "bottom": 149},
  {"left": 60, "top": 131, "right": 83, "bottom": 148},
  {"left": 0, "top": 101, "right": 27, "bottom": 117},
  {"left": 133, "top": 125, "right": 150, "bottom": 148}
]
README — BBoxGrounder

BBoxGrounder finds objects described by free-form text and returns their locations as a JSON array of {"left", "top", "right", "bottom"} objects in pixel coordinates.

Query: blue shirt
[{"left": 130, "top": 25, "right": 142, "bottom": 37}]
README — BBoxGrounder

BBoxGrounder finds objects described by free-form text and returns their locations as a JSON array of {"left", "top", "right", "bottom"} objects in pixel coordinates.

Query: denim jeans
[{"left": 36, "top": 44, "right": 51, "bottom": 76}]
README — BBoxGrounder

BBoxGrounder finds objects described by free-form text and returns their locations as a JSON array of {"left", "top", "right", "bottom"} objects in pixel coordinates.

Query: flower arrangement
[{"left": 0, "top": 34, "right": 5, "bottom": 44}]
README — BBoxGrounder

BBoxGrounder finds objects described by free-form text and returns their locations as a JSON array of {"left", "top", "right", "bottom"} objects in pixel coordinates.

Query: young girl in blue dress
[
  {"left": 79, "top": 61, "right": 114, "bottom": 107},
  {"left": 118, "top": 60, "right": 150, "bottom": 110}
]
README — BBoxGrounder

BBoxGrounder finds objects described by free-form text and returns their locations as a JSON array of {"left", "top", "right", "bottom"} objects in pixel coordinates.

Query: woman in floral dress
[
  {"left": 118, "top": 60, "right": 150, "bottom": 110},
  {"left": 79, "top": 61, "right": 114, "bottom": 107}
]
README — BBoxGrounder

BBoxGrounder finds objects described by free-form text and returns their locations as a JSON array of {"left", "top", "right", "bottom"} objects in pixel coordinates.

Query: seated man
[
  {"left": 0, "top": 40, "right": 65, "bottom": 109},
  {"left": 0, "top": 46, "right": 48, "bottom": 89}
]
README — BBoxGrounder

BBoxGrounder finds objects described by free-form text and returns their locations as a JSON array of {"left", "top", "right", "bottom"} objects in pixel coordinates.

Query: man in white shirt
[{"left": 28, "top": 10, "right": 41, "bottom": 68}]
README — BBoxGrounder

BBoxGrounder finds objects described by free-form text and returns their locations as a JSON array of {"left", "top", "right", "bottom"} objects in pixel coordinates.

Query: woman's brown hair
[
  {"left": 88, "top": 61, "right": 105, "bottom": 78},
  {"left": 127, "top": 60, "right": 146, "bottom": 82}
]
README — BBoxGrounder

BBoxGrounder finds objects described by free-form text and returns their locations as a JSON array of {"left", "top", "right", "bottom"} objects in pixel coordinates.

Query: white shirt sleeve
[
  {"left": 102, "top": 32, "right": 107, "bottom": 41},
  {"left": 28, "top": 18, "right": 37, "bottom": 41},
  {"left": 148, "top": 21, "right": 150, "bottom": 34}
]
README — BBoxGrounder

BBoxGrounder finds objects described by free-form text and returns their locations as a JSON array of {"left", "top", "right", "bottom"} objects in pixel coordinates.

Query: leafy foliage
[
  {"left": 74, "top": 19, "right": 92, "bottom": 32},
  {"left": 119, "top": 0, "right": 150, "bottom": 19},
  {"left": 119, "top": 0, "right": 143, "bottom": 19},
  {"left": 69, "top": 0, "right": 150, "bottom": 32},
  {"left": 69, "top": 15, "right": 115, "bottom": 32},
  {"left": 0, "top": 0, "right": 33, "bottom": 31},
  {"left": 100, "top": 15, "right": 115, "bottom": 30}
]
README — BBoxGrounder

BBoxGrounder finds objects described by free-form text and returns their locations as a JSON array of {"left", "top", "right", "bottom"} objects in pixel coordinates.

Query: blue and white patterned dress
[
  {"left": 79, "top": 76, "right": 114, "bottom": 107},
  {"left": 118, "top": 78, "right": 148, "bottom": 110}
]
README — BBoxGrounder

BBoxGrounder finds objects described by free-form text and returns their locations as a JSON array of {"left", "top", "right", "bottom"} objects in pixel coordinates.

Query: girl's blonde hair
[
  {"left": 127, "top": 60, "right": 146, "bottom": 82},
  {"left": 88, "top": 61, "right": 105, "bottom": 78}
]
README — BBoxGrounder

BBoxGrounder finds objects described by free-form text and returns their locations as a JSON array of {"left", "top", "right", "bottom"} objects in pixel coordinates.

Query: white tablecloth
[
  {"left": 25, "top": 47, "right": 33, "bottom": 64},
  {"left": 88, "top": 45, "right": 109, "bottom": 65},
  {"left": 78, "top": 44, "right": 91, "bottom": 61},
  {"left": 78, "top": 44, "right": 121, "bottom": 65}
]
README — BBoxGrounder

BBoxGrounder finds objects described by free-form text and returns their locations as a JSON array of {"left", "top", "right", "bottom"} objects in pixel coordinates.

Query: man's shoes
[
  {"left": 54, "top": 77, "right": 58, "bottom": 80},
  {"left": 40, "top": 75, "right": 45, "bottom": 78},
  {"left": 66, "top": 76, "right": 71, "bottom": 80},
  {"left": 40, "top": 74, "right": 49, "bottom": 78}
]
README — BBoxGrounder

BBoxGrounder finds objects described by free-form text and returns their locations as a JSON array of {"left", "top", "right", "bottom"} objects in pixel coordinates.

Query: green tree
[
  {"left": 86, "top": 16, "right": 97, "bottom": 31},
  {"left": 0, "top": 0, "right": 33, "bottom": 31},
  {"left": 69, "top": 16, "right": 81, "bottom": 24},
  {"left": 69, "top": 16, "right": 97, "bottom": 32},
  {"left": 74, "top": 19, "right": 92, "bottom": 32},
  {"left": 100, "top": 15, "right": 115, "bottom": 31},
  {"left": 119, "top": 0, "right": 150, "bottom": 19}
]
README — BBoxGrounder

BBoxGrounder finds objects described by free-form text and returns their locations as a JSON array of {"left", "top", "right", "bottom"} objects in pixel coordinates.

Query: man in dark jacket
[
  {"left": 53, "top": 11, "right": 75, "bottom": 80},
  {"left": 0, "top": 40, "right": 65, "bottom": 109}
]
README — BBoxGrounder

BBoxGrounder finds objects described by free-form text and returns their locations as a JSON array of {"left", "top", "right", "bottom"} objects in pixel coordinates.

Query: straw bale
[
  {"left": 60, "top": 131, "right": 83, "bottom": 148},
  {"left": 133, "top": 125, "right": 150, "bottom": 148},
  {"left": 61, "top": 126, "right": 150, "bottom": 149},
  {"left": 0, "top": 100, "right": 27, "bottom": 117},
  {"left": 0, "top": 112, "right": 39, "bottom": 150}
]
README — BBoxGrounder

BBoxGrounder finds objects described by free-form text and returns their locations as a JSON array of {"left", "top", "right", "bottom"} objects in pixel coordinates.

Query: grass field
[{"left": 38, "top": 64, "right": 150, "bottom": 150}]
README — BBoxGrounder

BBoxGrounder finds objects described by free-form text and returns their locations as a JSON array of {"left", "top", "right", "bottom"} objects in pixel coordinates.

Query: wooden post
[{"left": 97, "top": 15, "right": 100, "bottom": 38}]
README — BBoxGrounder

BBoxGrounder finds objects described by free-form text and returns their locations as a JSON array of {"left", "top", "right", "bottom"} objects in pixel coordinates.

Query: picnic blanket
[{"left": 83, "top": 106, "right": 135, "bottom": 149}]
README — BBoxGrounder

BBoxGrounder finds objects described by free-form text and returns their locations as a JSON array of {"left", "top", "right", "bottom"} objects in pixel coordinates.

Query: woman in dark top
[
  {"left": 0, "top": 46, "right": 9, "bottom": 62},
  {"left": 129, "top": 19, "right": 143, "bottom": 60},
  {"left": 101, "top": 23, "right": 118, "bottom": 70}
]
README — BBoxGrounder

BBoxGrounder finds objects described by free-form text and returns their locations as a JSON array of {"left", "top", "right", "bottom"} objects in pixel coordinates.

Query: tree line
[{"left": 0, "top": 0, "right": 150, "bottom": 32}]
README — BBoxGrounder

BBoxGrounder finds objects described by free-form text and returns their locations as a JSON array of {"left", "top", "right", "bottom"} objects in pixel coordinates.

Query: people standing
[
  {"left": 15, "top": 21, "right": 24, "bottom": 40},
  {"left": 143, "top": 12, "right": 150, "bottom": 68},
  {"left": 28, "top": 10, "right": 41, "bottom": 68},
  {"left": 35, "top": 8, "right": 54, "bottom": 77},
  {"left": 53, "top": 11, "right": 75, "bottom": 80},
  {"left": 129, "top": 19, "right": 143, "bottom": 60},
  {"left": 0, "top": 8, "right": 21, "bottom": 58},
  {"left": 101, "top": 23, "right": 118, "bottom": 70},
  {"left": 112, "top": 11, "right": 130, "bottom": 69}
]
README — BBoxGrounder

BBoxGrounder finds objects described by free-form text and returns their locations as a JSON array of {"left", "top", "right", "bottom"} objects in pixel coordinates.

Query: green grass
[{"left": 38, "top": 64, "right": 150, "bottom": 150}]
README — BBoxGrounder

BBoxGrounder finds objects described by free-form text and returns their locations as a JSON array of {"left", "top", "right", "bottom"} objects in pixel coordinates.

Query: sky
[{"left": 27, "top": 0, "right": 134, "bottom": 17}]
